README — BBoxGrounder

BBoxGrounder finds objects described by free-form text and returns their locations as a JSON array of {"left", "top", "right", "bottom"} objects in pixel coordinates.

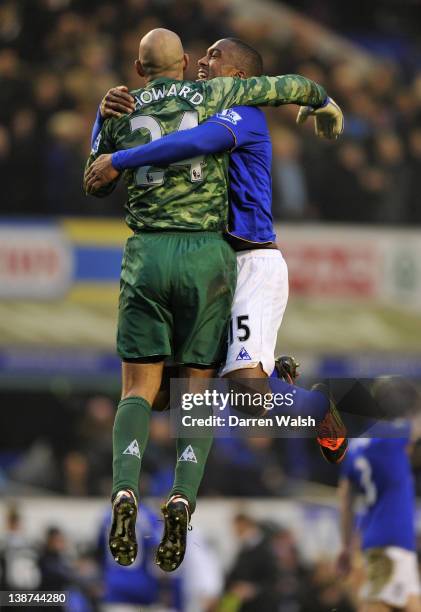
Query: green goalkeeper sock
[
  {"left": 169, "top": 435, "right": 213, "bottom": 513},
  {"left": 112, "top": 396, "right": 151, "bottom": 501}
]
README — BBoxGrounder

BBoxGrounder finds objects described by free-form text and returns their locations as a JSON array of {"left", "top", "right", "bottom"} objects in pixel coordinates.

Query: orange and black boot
[{"left": 313, "top": 383, "right": 348, "bottom": 464}]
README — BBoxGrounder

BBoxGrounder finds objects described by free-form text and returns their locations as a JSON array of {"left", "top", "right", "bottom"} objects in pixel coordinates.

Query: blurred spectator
[
  {"left": 271, "top": 126, "right": 310, "bottom": 220},
  {"left": 271, "top": 526, "right": 311, "bottom": 610},
  {"left": 408, "top": 127, "right": 421, "bottom": 223},
  {"left": 301, "top": 559, "right": 354, "bottom": 612},
  {"left": 61, "top": 450, "right": 90, "bottom": 496},
  {"left": 373, "top": 131, "right": 410, "bottom": 223},
  {"left": 0, "top": 0, "right": 420, "bottom": 224},
  {"left": 218, "top": 513, "right": 279, "bottom": 611},
  {"left": 76, "top": 395, "right": 115, "bottom": 496},
  {"left": 204, "top": 437, "right": 288, "bottom": 497},
  {"left": 182, "top": 528, "right": 223, "bottom": 612},
  {"left": 141, "top": 413, "right": 176, "bottom": 498},
  {"left": 38, "top": 526, "right": 94, "bottom": 612},
  {"left": 38, "top": 527, "right": 75, "bottom": 591},
  {"left": 0, "top": 504, "right": 40, "bottom": 591}
]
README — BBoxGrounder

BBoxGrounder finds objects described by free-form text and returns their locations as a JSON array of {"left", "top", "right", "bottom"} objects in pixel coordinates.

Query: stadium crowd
[
  {"left": 1, "top": 0, "right": 421, "bottom": 224},
  {"left": 0, "top": 502, "right": 360, "bottom": 611},
  {"left": 0, "top": 392, "right": 341, "bottom": 498},
  {"left": 3, "top": 389, "right": 421, "bottom": 497}
]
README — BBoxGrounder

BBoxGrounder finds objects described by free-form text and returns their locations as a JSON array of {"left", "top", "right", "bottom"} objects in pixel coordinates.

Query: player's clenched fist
[
  {"left": 100, "top": 85, "right": 135, "bottom": 119},
  {"left": 296, "top": 96, "right": 344, "bottom": 140},
  {"left": 85, "top": 154, "right": 119, "bottom": 193}
]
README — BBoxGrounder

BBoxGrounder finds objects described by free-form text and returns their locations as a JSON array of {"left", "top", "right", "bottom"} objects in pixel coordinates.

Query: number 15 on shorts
[{"left": 229, "top": 315, "right": 250, "bottom": 345}]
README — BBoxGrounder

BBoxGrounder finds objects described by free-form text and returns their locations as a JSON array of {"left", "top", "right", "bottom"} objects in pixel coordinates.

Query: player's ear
[
  {"left": 135, "top": 59, "right": 145, "bottom": 78},
  {"left": 233, "top": 68, "right": 247, "bottom": 79},
  {"left": 182, "top": 53, "right": 189, "bottom": 71}
]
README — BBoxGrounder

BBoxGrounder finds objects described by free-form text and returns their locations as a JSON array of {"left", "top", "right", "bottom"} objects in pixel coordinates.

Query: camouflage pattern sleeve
[
  {"left": 84, "top": 117, "right": 120, "bottom": 198},
  {"left": 203, "top": 74, "right": 327, "bottom": 116}
]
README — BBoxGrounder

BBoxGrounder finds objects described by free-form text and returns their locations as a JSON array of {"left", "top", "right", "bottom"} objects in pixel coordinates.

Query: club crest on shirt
[
  {"left": 92, "top": 132, "right": 102, "bottom": 154},
  {"left": 216, "top": 109, "right": 243, "bottom": 125}
]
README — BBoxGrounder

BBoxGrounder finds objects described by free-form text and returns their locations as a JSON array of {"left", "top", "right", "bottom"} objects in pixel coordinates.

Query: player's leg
[
  {"left": 404, "top": 545, "right": 421, "bottom": 612},
  {"left": 109, "top": 360, "right": 164, "bottom": 566},
  {"left": 156, "top": 364, "right": 216, "bottom": 572},
  {"left": 169, "top": 365, "right": 216, "bottom": 508},
  {"left": 221, "top": 249, "right": 347, "bottom": 462},
  {"left": 112, "top": 360, "right": 164, "bottom": 498},
  {"left": 221, "top": 249, "right": 288, "bottom": 418},
  {"left": 110, "top": 233, "right": 173, "bottom": 566},
  {"left": 360, "top": 548, "right": 416, "bottom": 612},
  {"left": 220, "top": 249, "right": 288, "bottom": 380},
  {"left": 151, "top": 364, "right": 177, "bottom": 412},
  {"left": 156, "top": 231, "right": 237, "bottom": 572}
]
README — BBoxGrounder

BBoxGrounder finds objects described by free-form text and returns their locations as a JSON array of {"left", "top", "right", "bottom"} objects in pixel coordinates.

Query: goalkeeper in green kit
[{"left": 84, "top": 27, "right": 340, "bottom": 572}]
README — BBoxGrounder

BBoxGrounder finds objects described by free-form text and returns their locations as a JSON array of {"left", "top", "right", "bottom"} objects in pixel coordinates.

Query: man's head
[
  {"left": 198, "top": 38, "right": 263, "bottom": 80},
  {"left": 135, "top": 28, "right": 189, "bottom": 81}
]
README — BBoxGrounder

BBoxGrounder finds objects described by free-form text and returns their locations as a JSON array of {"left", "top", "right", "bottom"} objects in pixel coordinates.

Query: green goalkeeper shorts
[{"left": 117, "top": 231, "right": 237, "bottom": 366}]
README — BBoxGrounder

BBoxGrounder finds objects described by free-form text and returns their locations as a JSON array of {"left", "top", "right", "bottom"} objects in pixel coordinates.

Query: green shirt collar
[{"left": 145, "top": 76, "right": 183, "bottom": 88}]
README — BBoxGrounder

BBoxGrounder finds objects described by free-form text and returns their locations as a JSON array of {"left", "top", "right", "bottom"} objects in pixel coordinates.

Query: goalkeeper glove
[{"left": 296, "top": 96, "right": 344, "bottom": 140}]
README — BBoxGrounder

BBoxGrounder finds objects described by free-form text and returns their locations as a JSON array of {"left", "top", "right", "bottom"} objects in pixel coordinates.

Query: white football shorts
[
  {"left": 361, "top": 546, "right": 421, "bottom": 608},
  {"left": 220, "top": 248, "right": 289, "bottom": 377}
]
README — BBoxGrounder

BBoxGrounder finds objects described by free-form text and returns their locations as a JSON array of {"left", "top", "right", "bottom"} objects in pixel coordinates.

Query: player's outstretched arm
[
  {"left": 85, "top": 120, "right": 235, "bottom": 191},
  {"left": 205, "top": 74, "right": 343, "bottom": 139}
]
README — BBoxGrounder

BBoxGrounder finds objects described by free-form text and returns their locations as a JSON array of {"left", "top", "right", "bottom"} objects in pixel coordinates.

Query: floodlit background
[{"left": 1, "top": 0, "right": 421, "bottom": 610}]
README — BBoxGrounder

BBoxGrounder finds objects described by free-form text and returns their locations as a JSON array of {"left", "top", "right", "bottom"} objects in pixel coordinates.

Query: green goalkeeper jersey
[{"left": 86, "top": 74, "right": 326, "bottom": 232}]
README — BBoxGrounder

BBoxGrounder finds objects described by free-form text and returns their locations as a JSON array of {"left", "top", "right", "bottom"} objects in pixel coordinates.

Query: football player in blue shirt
[
  {"left": 338, "top": 379, "right": 421, "bottom": 612},
  {"left": 87, "top": 38, "right": 345, "bottom": 458},
  {"left": 87, "top": 37, "right": 346, "bottom": 572}
]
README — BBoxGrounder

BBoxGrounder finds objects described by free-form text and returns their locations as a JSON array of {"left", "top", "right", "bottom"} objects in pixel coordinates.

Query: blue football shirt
[
  {"left": 209, "top": 106, "right": 275, "bottom": 246},
  {"left": 341, "top": 426, "right": 416, "bottom": 551}
]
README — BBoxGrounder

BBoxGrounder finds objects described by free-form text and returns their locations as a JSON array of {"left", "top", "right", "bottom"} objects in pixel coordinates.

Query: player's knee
[
  {"left": 121, "top": 386, "right": 158, "bottom": 405},
  {"left": 121, "top": 360, "right": 164, "bottom": 404}
]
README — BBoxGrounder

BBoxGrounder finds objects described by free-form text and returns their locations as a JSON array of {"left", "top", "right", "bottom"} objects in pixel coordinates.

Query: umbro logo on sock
[
  {"left": 236, "top": 346, "right": 251, "bottom": 361},
  {"left": 179, "top": 445, "right": 197, "bottom": 463},
  {"left": 123, "top": 439, "right": 140, "bottom": 459}
]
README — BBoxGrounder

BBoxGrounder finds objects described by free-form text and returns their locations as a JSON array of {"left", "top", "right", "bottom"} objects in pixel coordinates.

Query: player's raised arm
[{"left": 204, "top": 74, "right": 343, "bottom": 139}]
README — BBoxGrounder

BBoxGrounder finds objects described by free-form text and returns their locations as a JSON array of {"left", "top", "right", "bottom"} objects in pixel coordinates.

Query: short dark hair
[{"left": 225, "top": 37, "right": 264, "bottom": 77}]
